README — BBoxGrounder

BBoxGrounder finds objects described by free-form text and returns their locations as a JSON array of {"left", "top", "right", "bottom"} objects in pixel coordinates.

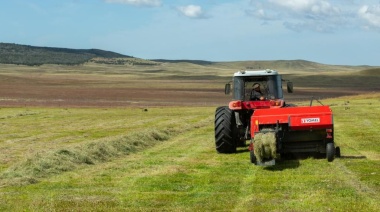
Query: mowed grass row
[
  {"left": 0, "top": 94, "right": 379, "bottom": 211},
  {"left": 0, "top": 107, "right": 213, "bottom": 186}
]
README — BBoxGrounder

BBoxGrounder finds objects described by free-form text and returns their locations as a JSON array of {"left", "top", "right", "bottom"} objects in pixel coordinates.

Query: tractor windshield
[{"left": 232, "top": 75, "right": 283, "bottom": 101}]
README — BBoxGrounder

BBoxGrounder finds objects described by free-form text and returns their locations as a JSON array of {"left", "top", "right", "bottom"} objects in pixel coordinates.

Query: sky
[{"left": 1, "top": 0, "right": 380, "bottom": 66}]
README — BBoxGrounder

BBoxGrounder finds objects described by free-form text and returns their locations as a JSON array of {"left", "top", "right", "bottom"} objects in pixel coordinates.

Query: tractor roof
[{"left": 233, "top": 69, "right": 278, "bottom": 77}]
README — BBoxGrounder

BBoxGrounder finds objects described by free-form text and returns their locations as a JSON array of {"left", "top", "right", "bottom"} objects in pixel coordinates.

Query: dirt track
[
  {"left": 0, "top": 70, "right": 376, "bottom": 107},
  {"left": 0, "top": 73, "right": 228, "bottom": 107},
  {"left": 0, "top": 87, "right": 229, "bottom": 107},
  {"left": 0, "top": 81, "right": 373, "bottom": 108}
]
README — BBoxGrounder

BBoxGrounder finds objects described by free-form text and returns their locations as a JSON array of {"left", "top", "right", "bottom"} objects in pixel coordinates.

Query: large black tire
[
  {"left": 215, "top": 106, "right": 237, "bottom": 153},
  {"left": 326, "top": 142, "right": 335, "bottom": 162}
]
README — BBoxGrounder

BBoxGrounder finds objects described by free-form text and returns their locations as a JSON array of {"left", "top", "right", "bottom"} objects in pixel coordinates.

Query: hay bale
[{"left": 253, "top": 132, "right": 277, "bottom": 162}]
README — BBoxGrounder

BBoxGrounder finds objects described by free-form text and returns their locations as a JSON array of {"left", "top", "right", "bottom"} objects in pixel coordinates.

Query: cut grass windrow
[{"left": 0, "top": 116, "right": 212, "bottom": 187}]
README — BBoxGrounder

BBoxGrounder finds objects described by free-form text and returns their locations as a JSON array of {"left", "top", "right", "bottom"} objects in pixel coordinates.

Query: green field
[{"left": 0, "top": 93, "right": 379, "bottom": 211}]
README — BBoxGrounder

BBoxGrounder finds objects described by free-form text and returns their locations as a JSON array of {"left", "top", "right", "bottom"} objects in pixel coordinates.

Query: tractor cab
[{"left": 225, "top": 70, "right": 293, "bottom": 110}]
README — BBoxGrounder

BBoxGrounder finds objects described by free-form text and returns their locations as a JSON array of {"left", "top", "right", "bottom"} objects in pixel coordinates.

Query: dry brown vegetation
[{"left": 0, "top": 60, "right": 378, "bottom": 108}]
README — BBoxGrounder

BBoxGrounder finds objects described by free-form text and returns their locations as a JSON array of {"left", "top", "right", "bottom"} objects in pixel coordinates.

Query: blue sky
[{"left": 1, "top": 0, "right": 380, "bottom": 66}]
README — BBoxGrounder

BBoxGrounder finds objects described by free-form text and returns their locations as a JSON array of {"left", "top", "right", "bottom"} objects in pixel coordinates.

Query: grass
[
  {"left": 0, "top": 128, "right": 171, "bottom": 186},
  {"left": 0, "top": 107, "right": 210, "bottom": 170},
  {"left": 0, "top": 93, "right": 379, "bottom": 211}
]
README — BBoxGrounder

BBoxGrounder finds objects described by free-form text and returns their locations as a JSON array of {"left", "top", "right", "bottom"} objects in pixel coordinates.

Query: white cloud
[
  {"left": 249, "top": 0, "right": 345, "bottom": 32},
  {"left": 269, "top": 0, "right": 340, "bottom": 18},
  {"left": 269, "top": 0, "right": 317, "bottom": 12},
  {"left": 104, "top": 0, "right": 161, "bottom": 7},
  {"left": 177, "top": 5, "right": 207, "bottom": 19},
  {"left": 246, "top": 8, "right": 278, "bottom": 21},
  {"left": 358, "top": 4, "right": 380, "bottom": 28}
]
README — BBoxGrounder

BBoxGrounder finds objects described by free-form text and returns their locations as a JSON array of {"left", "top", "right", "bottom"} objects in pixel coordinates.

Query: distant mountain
[
  {"left": 360, "top": 67, "right": 380, "bottom": 76},
  {"left": 151, "top": 59, "right": 214, "bottom": 65},
  {"left": 0, "top": 43, "right": 132, "bottom": 66},
  {"left": 1, "top": 43, "right": 377, "bottom": 70},
  {"left": 151, "top": 59, "right": 374, "bottom": 72}
]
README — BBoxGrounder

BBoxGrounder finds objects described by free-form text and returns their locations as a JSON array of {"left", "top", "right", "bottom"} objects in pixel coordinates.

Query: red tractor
[{"left": 215, "top": 70, "right": 340, "bottom": 165}]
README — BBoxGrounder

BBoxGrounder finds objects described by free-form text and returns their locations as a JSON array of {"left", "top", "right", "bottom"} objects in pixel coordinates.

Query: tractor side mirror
[
  {"left": 287, "top": 82, "right": 294, "bottom": 93},
  {"left": 225, "top": 83, "right": 231, "bottom": 95}
]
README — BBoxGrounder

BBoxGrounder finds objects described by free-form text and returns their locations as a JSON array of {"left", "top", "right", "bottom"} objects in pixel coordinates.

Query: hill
[
  {"left": 152, "top": 59, "right": 215, "bottom": 65},
  {"left": 1, "top": 43, "right": 377, "bottom": 72},
  {"left": 360, "top": 67, "right": 380, "bottom": 76},
  {"left": 0, "top": 43, "right": 132, "bottom": 66}
]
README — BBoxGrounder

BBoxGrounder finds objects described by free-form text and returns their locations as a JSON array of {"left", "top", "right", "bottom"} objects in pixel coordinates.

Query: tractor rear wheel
[
  {"left": 215, "top": 106, "right": 237, "bottom": 153},
  {"left": 326, "top": 142, "right": 335, "bottom": 162}
]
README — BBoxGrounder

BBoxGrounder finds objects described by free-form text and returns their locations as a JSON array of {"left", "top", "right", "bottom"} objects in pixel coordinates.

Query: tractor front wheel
[{"left": 215, "top": 106, "right": 237, "bottom": 153}]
